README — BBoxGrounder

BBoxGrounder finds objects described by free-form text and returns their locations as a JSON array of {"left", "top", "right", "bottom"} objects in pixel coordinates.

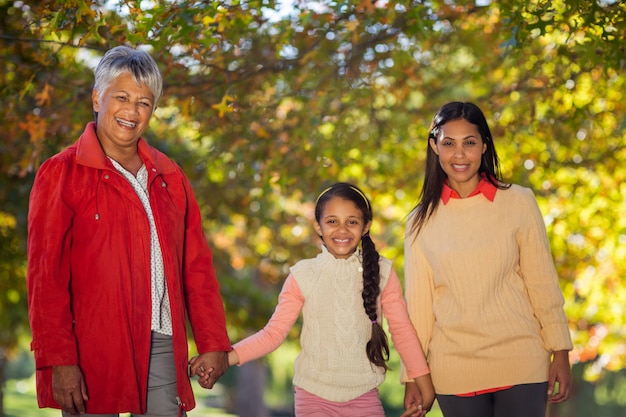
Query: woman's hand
[
  {"left": 402, "top": 374, "right": 435, "bottom": 417},
  {"left": 548, "top": 350, "right": 572, "bottom": 403},
  {"left": 189, "top": 351, "right": 229, "bottom": 389},
  {"left": 52, "top": 365, "right": 89, "bottom": 415}
]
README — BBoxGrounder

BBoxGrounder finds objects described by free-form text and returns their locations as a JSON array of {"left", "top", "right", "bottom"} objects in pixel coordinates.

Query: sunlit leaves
[{"left": 503, "top": 0, "right": 626, "bottom": 72}]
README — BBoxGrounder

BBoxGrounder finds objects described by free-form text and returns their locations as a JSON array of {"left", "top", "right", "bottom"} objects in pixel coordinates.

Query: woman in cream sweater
[{"left": 403, "top": 101, "right": 573, "bottom": 417}]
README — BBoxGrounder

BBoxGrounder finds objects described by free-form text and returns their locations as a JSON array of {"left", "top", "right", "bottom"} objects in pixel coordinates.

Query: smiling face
[
  {"left": 430, "top": 118, "right": 487, "bottom": 198},
  {"left": 314, "top": 196, "right": 371, "bottom": 259},
  {"left": 92, "top": 71, "right": 154, "bottom": 157}
]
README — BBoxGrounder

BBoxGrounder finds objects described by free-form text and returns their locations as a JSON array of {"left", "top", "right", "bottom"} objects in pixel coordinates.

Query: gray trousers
[{"left": 63, "top": 332, "right": 185, "bottom": 417}]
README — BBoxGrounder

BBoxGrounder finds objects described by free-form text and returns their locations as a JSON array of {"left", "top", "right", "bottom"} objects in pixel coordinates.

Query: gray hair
[{"left": 93, "top": 46, "right": 163, "bottom": 110}]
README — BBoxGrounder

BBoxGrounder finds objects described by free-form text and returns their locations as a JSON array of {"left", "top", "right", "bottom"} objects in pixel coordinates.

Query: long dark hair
[
  {"left": 315, "top": 182, "right": 390, "bottom": 370},
  {"left": 409, "top": 102, "right": 510, "bottom": 237}
]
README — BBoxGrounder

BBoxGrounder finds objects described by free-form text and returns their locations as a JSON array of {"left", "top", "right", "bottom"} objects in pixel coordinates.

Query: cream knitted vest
[{"left": 290, "top": 246, "right": 391, "bottom": 402}]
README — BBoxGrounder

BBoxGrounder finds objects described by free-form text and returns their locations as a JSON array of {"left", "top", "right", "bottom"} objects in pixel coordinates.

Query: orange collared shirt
[
  {"left": 456, "top": 386, "right": 514, "bottom": 397},
  {"left": 441, "top": 174, "right": 498, "bottom": 204}
]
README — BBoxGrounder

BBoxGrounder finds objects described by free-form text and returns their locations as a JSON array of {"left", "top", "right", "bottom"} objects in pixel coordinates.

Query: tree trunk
[{"left": 234, "top": 360, "right": 268, "bottom": 417}]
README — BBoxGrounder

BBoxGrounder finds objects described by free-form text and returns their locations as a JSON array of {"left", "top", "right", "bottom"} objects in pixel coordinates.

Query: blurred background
[{"left": 1, "top": 0, "right": 625, "bottom": 416}]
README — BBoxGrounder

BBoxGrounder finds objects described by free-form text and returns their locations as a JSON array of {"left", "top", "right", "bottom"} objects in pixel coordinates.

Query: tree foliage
[{"left": 1, "top": 0, "right": 625, "bottom": 412}]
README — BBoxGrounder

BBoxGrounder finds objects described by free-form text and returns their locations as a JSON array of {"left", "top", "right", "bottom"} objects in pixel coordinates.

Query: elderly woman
[{"left": 27, "top": 46, "right": 230, "bottom": 417}]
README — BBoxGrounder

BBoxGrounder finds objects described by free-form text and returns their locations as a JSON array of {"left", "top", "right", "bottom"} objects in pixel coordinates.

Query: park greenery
[{"left": 1, "top": 0, "right": 625, "bottom": 416}]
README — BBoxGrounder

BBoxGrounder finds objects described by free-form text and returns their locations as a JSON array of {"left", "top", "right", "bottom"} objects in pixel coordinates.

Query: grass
[
  {"left": 4, "top": 376, "right": 236, "bottom": 417},
  {"left": 5, "top": 378, "right": 59, "bottom": 417},
  {"left": 4, "top": 374, "right": 442, "bottom": 417}
]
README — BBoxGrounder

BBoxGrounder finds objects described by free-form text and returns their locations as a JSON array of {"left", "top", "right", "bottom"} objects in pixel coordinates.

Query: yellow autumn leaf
[
  {"left": 345, "top": 20, "right": 360, "bottom": 32},
  {"left": 203, "top": 15, "right": 216, "bottom": 26},
  {"left": 211, "top": 94, "right": 235, "bottom": 118}
]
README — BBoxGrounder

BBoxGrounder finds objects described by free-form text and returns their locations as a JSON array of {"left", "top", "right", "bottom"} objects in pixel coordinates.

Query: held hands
[
  {"left": 548, "top": 350, "right": 572, "bottom": 403},
  {"left": 52, "top": 365, "right": 89, "bottom": 416},
  {"left": 188, "top": 351, "right": 229, "bottom": 389},
  {"left": 402, "top": 374, "right": 435, "bottom": 417}
]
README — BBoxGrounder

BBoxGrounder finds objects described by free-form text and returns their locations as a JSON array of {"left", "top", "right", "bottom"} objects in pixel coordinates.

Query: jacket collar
[{"left": 75, "top": 122, "right": 175, "bottom": 174}]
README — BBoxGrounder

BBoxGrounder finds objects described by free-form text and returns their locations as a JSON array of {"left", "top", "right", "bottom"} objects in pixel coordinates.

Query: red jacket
[{"left": 27, "top": 122, "right": 230, "bottom": 414}]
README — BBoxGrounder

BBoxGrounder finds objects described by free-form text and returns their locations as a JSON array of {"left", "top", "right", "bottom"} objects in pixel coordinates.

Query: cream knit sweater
[
  {"left": 404, "top": 184, "right": 572, "bottom": 394},
  {"left": 290, "top": 248, "right": 390, "bottom": 402}
]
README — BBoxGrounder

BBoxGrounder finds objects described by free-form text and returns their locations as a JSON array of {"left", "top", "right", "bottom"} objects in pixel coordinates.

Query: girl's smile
[{"left": 314, "top": 196, "right": 371, "bottom": 259}]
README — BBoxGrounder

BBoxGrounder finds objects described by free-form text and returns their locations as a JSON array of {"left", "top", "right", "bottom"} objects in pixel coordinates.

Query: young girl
[
  {"left": 194, "top": 182, "right": 434, "bottom": 416},
  {"left": 403, "top": 102, "right": 572, "bottom": 417}
]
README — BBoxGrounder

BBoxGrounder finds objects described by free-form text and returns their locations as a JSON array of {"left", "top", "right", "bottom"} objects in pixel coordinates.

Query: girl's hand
[
  {"left": 228, "top": 349, "right": 240, "bottom": 367},
  {"left": 401, "top": 403, "right": 422, "bottom": 417}
]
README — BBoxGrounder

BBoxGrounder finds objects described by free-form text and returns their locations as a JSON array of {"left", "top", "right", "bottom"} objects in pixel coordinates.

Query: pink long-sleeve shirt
[{"left": 233, "top": 264, "right": 429, "bottom": 381}]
